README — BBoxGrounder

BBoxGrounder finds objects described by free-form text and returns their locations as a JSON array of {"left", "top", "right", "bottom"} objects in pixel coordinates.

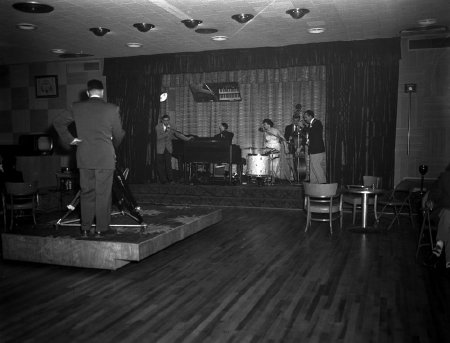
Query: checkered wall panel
[{"left": 1, "top": 61, "right": 102, "bottom": 146}]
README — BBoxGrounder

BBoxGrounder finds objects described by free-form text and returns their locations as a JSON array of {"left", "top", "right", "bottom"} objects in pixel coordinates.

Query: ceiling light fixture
[
  {"left": 126, "top": 42, "right": 143, "bottom": 48},
  {"left": 181, "top": 19, "right": 202, "bottom": 29},
  {"left": 12, "top": 2, "right": 54, "bottom": 13},
  {"left": 211, "top": 36, "right": 228, "bottom": 41},
  {"left": 133, "top": 23, "right": 155, "bottom": 32},
  {"left": 308, "top": 27, "right": 325, "bottom": 34},
  {"left": 231, "top": 14, "right": 254, "bottom": 24},
  {"left": 51, "top": 48, "right": 66, "bottom": 54},
  {"left": 286, "top": 8, "right": 310, "bottom": 19},
  {"left": 418, "top": 18, "right": 437, "bottom": 26},
  {"left": 16, "top": 23, "right": 37, "bottom": 30},
  {"left": 89, "top": 27, "right": 110, "bottom": 36}
]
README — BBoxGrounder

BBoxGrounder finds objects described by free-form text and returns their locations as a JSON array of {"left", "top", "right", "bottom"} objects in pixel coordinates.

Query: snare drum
[{"left": 247, "top": 154, "right": 270, "bottom": 176}]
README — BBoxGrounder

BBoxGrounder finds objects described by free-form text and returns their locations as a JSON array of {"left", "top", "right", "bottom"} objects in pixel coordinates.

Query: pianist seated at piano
[
  {"left": 213, "top": 122, "right": 234, "bottom": 144},
  {"left": 155, "top": 114, "right": 193, "bottom": 184}
]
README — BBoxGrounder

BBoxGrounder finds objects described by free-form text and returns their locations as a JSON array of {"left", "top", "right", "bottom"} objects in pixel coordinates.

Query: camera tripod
[{"left": 55, "top": 167, "right": 146, "bottom": 229}]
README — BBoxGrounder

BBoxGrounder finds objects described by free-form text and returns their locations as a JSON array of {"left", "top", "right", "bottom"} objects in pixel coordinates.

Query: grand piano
[{"left": 172, "top": 137, "right": 242, "bottom": 184}]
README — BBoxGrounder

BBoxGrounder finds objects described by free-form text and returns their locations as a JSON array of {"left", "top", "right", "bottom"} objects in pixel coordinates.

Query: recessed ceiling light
[
  {"left": 418, "top": 18, "right": 437, "bottom": 26},
  {"left": 89, "top": 27, "right": 110, "bottom": 36},
  {"left": 51, "top": 48, "right": 67, "bottom": 54},
  {"left": 286, "top": 8, "right": 310, "bottom": 19},
  {"left": 181, "top": 19, "right": 202, "bottom": 29},
  {"left": 12, "top": 2, "right": 54, "bottom": 13},
  {"left": 16, "top": 23, "right": 37, "bottom": 30},
  {"left": 231, "top": 14, "right": 254, "bottom": 24},
  {"left": 211, "top": 36, "right": 228, "bottom": 41},
  {"left": 133, "top": 23, "right": 155, "bottom": 32},
  {"left": 126, "top": 42, "right": 143, "bottom": 48},
  {"left": 308, "top": 27, "right": 325, "bottom": 34}
]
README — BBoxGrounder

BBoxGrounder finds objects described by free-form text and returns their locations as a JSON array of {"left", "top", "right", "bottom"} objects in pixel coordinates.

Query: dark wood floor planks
[{"left": 1, "top": 207, "right": 449, "bottom": 343}]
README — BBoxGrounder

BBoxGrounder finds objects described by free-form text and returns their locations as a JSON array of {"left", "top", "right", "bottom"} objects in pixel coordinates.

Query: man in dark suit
[
  {"left": 214, "top": 122, "right": 234, "bottom": 143},
  {"left": 155, "top": 114, "right": 193, "bottom": 184},
  {"left": 303, "top": 110, "right": 326, "bottom": 183},
  {"left": 53, "top": 79, "right": 125, "bottom": 237}
]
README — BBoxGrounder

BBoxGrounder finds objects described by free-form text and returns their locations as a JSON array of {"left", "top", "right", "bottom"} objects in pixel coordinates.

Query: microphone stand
[{"left": 293, "top": 128, "right": 302, "bottom": 186}]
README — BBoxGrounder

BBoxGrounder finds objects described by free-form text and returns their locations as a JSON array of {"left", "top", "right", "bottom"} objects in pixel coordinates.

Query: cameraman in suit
[{"left": 53, "top": 79, "right": 125, "bottom": 237}]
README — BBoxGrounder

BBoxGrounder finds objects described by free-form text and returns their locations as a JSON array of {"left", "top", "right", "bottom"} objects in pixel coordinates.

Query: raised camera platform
[{"left": 1, "top": 205, "right": 222, "bottom": 270}]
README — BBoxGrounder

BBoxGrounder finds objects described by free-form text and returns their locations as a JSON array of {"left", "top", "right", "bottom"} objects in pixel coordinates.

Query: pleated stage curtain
[
  {"left": 104, "top": 38, "right": 400, "bottom": 186},
  {"left": 161, "top": 66, "right": 326, "bottom": 180}
]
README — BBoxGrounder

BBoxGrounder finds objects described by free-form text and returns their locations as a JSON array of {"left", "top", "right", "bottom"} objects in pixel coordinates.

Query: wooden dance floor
[{"left": 1, "top": 205, "right": 222, "bottom": 270}]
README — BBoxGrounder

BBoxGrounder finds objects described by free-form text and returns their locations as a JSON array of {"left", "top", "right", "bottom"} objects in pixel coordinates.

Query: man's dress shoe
[{"left": 80, "top": 229, "right": 89, "bottom": 238}]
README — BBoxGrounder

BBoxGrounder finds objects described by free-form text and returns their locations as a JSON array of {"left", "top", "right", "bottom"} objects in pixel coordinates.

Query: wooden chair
[
  {"left": 3, "top": 182, "right": 38, "bottom": 230},
  {"left": 343, "top": 176, "right": 382, "bottom": 224},
  {"left": 303, "top": 182, "right": 342, "bottom": 234}
]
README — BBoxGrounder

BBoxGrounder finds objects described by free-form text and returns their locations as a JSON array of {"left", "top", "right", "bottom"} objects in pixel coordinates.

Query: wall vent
[
  {"left": 84, "top": 61, "right": 101, "bottom": 71},
  {"left": 409, "top": 36, "right": 450, "bottom": 50},
  {"left": 66, "top": 60, "right": 101, "bottom": 73}
]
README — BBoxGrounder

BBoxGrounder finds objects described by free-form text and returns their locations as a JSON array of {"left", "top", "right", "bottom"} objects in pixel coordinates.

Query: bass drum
[{"left": 247, "top": 154, "right": 270, "bottom": 177}]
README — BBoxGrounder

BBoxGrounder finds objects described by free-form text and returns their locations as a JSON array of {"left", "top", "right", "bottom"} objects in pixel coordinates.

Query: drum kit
[{"left": 243, "top": 147, "right": 279, "bottom": 186}]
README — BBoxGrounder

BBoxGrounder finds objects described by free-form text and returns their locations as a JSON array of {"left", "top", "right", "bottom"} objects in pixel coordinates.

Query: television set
[{"left": 18, "top": 134, "right": 54, "bottom": 155}]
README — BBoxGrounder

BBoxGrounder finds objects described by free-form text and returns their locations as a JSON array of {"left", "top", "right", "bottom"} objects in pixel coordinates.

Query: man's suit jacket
[
  {"left": 53, "top": 97, "right": 125, "bottom": 170},
  {"left": 214, "top": 130, "right": 234, "bottom": 144},
  {"left": 284, "top": 124, "right": 305, "bottom": 154},
  {"left": 307, "top": 118, "right": 325, "bottom": 154},
  {"left": 155, "top": 122, "right": 190, "bottom": 154}
]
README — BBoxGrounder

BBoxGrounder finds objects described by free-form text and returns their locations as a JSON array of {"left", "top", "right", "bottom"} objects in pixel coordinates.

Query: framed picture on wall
[{"left": 35, "top": 75, "right": 58, "bottom": 98}]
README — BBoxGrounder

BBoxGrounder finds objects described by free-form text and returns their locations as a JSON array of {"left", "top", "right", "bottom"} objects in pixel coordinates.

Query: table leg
[
  {"left": 361, "top": 193, "right": 368, "bottom": 228},
  {"left": 348, "top": 192, "right": 384, "bottom": 233}
]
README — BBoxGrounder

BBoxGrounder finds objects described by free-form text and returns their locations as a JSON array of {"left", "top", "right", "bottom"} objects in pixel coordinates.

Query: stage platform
[
  {"left": 1, "top": 205, "right": 222, "bottom": 270},
  {"left": 130, "top": 182, "right": 304, "bottom": 209}
]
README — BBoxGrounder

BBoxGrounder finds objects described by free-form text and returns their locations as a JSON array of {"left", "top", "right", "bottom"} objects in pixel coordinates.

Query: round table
[{"left": 346, "top": 186, "right": 384, "bottom": 232}]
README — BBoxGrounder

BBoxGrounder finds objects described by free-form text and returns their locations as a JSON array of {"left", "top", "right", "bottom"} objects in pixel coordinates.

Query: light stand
[
  {"left": 294, "top": 129, "right": 302, "bottom": 185},
  {"left": 419, "top": 164, "right": 428, "bottom": 196}
]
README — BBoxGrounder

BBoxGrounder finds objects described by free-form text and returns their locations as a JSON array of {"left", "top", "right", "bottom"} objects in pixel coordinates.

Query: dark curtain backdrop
[
  {"left": 104, "top": 73, "right": 161, "bottom": 182},
  {"left": 104, "top": 38, "right": 400, "bottom": 187}
]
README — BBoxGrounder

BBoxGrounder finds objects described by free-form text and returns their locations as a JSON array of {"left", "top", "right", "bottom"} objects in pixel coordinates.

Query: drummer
[{"left": 260, "top": 119, "right": 287, "bottom": 183}]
